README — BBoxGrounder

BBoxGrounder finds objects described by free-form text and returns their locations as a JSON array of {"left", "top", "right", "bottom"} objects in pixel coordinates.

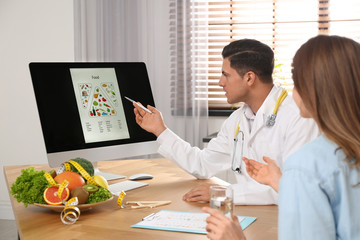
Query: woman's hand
[
  {"left": 203, "top": 207, "right": 246, "bottom": 240},
  {"left": 243, "top": 156, "right": 282, "bottom": 192}
]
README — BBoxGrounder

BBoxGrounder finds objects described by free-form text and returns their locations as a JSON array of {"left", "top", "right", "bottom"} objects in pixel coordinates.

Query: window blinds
[{"left": 183, "top": 0, "right": 360, "bottom": 110}]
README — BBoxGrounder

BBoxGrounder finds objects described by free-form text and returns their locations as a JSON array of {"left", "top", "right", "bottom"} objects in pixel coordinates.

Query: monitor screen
[{"left": 29, "top": 62, "right": 158, "bottom": 169}]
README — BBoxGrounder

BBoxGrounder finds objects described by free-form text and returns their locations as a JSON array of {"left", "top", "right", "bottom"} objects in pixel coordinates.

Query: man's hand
[
  {"left": 203, "top": 207, "right": 246, "bottom": 240},
  {"left": 133, "top": 102, "right": 167, "bottom": 137},
  {"left": 182, "top": 183, "right": 213, "bottom": 202},
  {"left": 243, "top": 156, "right": 282, "bottom": 192}
]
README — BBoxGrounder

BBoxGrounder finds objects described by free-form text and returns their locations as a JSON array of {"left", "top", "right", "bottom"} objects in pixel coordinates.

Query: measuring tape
[
  {"left": 44, "top": 172, "right": 58, "bottom": 186},
  {"left": 45, "top": 161, "right": 93, "bottom": 225},
  {"left": 44, "top": 160, "right": 127, "bottom": 224},
  {"left": 61, "top": 197, "right": 80, "bottom": 225},
  {"left": 117, "top": 191, "right": 126, "bottom": 208},
  {"left": 43, "top": 173, "right": 81, "bottom": 224},
  {"left": 67, "top": 160, "right": 98, "bottom": 186},
  {"left": 60, "top": 160, "right": 126, "bottom": 208},
  {"left": 56, "top": 160, "right": 99, "bottom": 186},
  {"left": 57, "top": 180, "right": 81, "bottom": 224}
]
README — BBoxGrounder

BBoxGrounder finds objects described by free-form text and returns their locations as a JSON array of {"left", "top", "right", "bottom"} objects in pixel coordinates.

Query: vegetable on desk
[
  {"left": 69, "top": 157, "right": 95, "bottom": 177},
  {"left": 10, "top": 167, "right": 50, "bottom": 207},
  {"left": 10, "top": 161, "right": 112, "bottom": 208},
  {"left": 87, "top": 187, "right": 112, "bottom": 204}
]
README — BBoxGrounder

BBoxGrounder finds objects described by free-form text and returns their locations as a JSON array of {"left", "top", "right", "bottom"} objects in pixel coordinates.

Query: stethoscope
[{"left": 231, "top": 90, "right": 288, "bottom": 173}]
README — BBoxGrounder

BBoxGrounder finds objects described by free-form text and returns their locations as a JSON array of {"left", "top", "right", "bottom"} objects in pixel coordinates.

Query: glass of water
[{"left": 209, "top": 185, "right": 233, "bottom": 217}]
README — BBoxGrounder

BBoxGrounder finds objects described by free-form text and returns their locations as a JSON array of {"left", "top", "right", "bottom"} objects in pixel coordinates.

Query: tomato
[{"left": 54, "top": 172, "right": 85, "bottom": 191}]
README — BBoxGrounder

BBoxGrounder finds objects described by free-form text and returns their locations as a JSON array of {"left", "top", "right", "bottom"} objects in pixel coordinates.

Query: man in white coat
[{"left": 132, "top": 39, "right": 319, "bottom": 205}]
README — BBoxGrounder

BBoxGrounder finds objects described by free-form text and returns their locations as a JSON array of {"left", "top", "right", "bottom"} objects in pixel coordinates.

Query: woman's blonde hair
[{"left": 292, "top": 35, "right": 360, "bottom": 166}]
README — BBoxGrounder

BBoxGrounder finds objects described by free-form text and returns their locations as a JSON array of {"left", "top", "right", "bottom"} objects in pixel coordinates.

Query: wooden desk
[{"left": 4, "top": 158, "right": 278, "bottom": 240}]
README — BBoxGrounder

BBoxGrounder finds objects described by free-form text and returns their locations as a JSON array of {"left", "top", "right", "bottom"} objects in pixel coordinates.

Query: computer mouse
[{"left": 129, "top": 173, "right": 154, "bottom": 180}]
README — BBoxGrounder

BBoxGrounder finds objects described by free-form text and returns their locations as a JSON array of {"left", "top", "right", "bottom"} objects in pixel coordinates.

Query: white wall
[
  {"left": 0, "top": 0, "right": 74, "bottom": 219},
  {"left": 208, "top": 116, "right": 227, "bottom": 135},
  {"left": 0, "top": 0, "right": 226, "bottom": 220}
]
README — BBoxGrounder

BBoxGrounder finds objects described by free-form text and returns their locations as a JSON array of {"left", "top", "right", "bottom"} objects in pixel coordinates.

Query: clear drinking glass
[{"left": 209, "top": 185, "right": 233, "bottom": 217}]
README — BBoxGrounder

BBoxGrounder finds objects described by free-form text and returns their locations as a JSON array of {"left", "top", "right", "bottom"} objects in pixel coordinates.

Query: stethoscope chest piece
[
  {"left": 265, "top": 90, "right": 287, "bottom": 127},
  {"left": 266, "top": 113, "right": 277, "bottom": 127}
]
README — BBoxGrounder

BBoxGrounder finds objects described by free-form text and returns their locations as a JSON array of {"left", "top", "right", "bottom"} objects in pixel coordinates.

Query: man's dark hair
[{"left": 222, "top": 39, "right": 274, "bottom": 83}]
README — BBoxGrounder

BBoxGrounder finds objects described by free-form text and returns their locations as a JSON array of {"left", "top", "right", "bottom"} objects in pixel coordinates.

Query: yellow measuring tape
[
  {"left": 117, "top": 191, "right": 126, "bottom": 208},
  {"left": 57, "top": 179, "right": 81, "bottom": 224},
  {"left": 66, "top": 160, "right": 98, "bottom": 186},
  {"left": 44, "top": 160, "right": 127, "bottom": 224},
  {"left": 64, "top": 161, "right": 126, "bottom": 208},
  {"left": 60, "top": 197, "right": 80, "bottom": 225},
  {"left": 63, "top": 162, "right": 72, "bottom": 172},
  {"left": 43, "top": 173, "right": 81, "bottom": 225},
  {"left": 43, "top": 172, "right": 58, "bottom": 187}
]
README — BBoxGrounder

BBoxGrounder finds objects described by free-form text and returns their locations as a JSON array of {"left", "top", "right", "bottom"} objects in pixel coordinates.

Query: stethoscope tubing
[
  {"left": 231, "top": 89, "right": 287, "bottom": 174},
  {"left": 232, "top": 129, "right": 244, "bottom": 173}
]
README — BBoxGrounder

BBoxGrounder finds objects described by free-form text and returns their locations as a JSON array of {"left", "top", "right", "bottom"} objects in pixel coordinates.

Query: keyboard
[
  {"left": 95, "top": 170, "right": 126, "bottom": 181},
  {"left": 108, "top": 180, "right": 149, "bottom": 195}
]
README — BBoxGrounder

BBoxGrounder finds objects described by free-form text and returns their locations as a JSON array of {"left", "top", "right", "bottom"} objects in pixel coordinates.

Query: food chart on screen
[{"left": 70, "top": 68, "right": 130, "bottom": 143}]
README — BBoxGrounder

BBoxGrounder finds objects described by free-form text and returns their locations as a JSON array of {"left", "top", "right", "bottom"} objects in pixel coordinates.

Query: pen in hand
[{"left": 124, "top": 96, "right": 153, "bottom": 114}]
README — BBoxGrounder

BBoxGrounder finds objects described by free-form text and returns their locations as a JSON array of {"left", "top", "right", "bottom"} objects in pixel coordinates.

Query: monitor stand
[{"left": 93, "top": 162, "right": 126, "bottom": 181}]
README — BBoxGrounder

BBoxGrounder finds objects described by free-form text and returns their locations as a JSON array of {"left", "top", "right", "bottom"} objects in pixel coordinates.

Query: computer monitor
[{"left": 29, "top": 62, "right": 158, "bottom": 179}]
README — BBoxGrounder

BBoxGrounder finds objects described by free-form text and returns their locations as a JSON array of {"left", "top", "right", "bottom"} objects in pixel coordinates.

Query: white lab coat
[{"left": 157, "top": 86, "right": 320, "bottom": 205}]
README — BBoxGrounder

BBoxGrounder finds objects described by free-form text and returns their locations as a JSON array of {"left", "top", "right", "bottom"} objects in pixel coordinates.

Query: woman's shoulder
[{"left": 284, "top": 135, "right": 342, "bottom": 174}]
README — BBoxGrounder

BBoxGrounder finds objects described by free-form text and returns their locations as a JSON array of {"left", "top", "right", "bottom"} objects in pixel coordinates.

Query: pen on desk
[
  {"left": 124, "top": 96, "right": 153, "bottom": 114},
  {"left": 142, "top": 213, "right": 155, "bottom": 221}
]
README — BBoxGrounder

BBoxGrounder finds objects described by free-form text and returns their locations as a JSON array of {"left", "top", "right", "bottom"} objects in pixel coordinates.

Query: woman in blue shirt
[{"left": 203, "top": 35, "right": 360, "bottom": 240}]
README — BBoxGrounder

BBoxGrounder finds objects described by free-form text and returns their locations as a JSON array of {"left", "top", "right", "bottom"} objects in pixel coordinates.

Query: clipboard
[{"left": 131, "top": 210, "right": 257, "bottom": 234}]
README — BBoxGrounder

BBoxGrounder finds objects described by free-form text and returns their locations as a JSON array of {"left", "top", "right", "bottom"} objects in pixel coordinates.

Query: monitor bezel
[{"left": 29, "top": 62, "right": 158, "bottom": 167}]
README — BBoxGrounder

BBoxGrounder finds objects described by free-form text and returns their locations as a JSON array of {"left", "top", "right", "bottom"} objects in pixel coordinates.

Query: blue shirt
[{"left": 278, "top": 135, "right": 360, "bottom": 240}]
